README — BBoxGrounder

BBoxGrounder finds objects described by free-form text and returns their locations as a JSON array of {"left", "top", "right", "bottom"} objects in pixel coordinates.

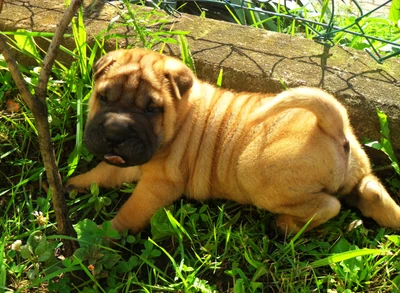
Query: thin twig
[
  {"left": 0, "top": 36, "right": 35, "bottom": 110},
  {"left": 0, "top": 0, "right": 85, "bottom": 257},
  {"left": 36, "top": 0, "right": 84, "bottom": 101}
]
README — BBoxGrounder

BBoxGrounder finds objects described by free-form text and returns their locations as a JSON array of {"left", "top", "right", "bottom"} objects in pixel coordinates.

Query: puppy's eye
[
  {"left": 145, "top": 104, "right": 163, "bottom": 114},
  {"left": 98, "top": 94, "right": 107, "bottom": 103}
]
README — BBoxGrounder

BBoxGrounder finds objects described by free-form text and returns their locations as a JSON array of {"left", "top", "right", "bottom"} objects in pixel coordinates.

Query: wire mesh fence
[{"left": 128, "top": 0, "right": 400, "bottom": 63}]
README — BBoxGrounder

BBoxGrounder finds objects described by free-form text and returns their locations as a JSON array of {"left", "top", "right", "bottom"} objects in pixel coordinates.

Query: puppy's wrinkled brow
[
  {"left": 108, "top": 64, "right": 140, "bottom": 80},
  {"left": 94, "top": 57, "right": 116, "bottom": 80}
]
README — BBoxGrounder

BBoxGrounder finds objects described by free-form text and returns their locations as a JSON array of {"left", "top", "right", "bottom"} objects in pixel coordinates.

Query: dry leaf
[{"left": 6, "top": 99, "right": 20, "bottom": 112}]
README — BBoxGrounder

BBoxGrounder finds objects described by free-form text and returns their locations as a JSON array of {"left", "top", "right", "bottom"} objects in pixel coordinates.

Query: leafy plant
[
  {"left": 365, "top": 109, "right": 400, "bottom": 192},
  {"left": 104, "top": 0, "right": 188, "bottom": 50},
  {"left": 366, "top": 109, "right": 400, "bottom": 175},
  {"left": 389, "top": 0, "right": 400, "bottom": 25}
]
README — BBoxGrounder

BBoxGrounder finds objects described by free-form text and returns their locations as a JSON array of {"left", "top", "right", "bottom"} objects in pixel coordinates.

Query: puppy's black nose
[{"left": 103, "top": 113, "right": 133, "bottom": 145}]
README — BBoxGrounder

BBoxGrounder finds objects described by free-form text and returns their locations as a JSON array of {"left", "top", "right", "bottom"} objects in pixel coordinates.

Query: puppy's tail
[{"left": 251, "top": 87, "right": 349, "bottom": 146}]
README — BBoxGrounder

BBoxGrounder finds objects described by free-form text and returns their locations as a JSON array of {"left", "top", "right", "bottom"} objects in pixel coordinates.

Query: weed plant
[{"left": 1, "top": 1, "right": 400, "bottom": 292}]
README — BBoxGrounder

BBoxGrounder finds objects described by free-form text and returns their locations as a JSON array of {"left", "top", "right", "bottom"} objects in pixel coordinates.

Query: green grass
[{"left": 1, "top": 1, "right": 400, "bottom": 293}]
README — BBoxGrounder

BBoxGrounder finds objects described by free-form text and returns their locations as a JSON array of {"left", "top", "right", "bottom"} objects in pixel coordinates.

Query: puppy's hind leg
[
  {"left": 274, "top": 192, "right": 341, "bottom": 233},
  {"left": 343, "top": 174, "right": 400, "bottom": 229}
]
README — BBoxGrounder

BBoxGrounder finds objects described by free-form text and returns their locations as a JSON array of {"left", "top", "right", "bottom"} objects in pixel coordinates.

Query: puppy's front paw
[{"left": 64, "top": 176, "right": 90, "bottom": 194}]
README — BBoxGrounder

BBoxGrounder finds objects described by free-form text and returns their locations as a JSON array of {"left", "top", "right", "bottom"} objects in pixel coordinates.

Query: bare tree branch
[
  {"left": 36, "top": 0, "right": 84, "bottom": 101},
  {"left": 0, "top": 0, "right": 85, "bottom": 256},
  {"left": 0, "top": 36, "right": 35, "bottom": 109}
]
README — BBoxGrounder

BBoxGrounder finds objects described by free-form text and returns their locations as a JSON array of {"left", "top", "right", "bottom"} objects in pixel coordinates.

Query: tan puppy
[{"left": 66, "top": 48, "right": 400, "bottom": 234}]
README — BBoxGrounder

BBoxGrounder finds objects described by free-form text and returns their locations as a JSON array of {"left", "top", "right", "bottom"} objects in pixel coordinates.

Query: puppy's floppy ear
[
  {"left": 93, "top": 55, "right": 116, "bottom": 80},
  {"left": 163, "top": 58, "right": 195, "bottom": 100}
]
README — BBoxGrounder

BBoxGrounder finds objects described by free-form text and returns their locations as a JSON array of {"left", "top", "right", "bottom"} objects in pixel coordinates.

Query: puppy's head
[{"left": 84, "top": 49, "right": 195, "bottom": 167}]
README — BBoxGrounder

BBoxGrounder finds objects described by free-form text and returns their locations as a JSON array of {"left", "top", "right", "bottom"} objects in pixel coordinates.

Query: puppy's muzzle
[{"left": 84, "top": 111, "right": 157, "bottom": 167}]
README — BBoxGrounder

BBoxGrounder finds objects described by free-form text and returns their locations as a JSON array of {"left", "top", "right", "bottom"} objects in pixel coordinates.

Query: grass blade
[
  {"left": 309, "top": 248, "right": 391, "bottom": 268},
  {"left": 0, "top": 236, "right": 6, "bottom": 293},
  {"left": 178, "top": 35, "right": 196, "bottom": 75},
  {"left": 13, "top": 29, "right": 41, "bottom": 63}
]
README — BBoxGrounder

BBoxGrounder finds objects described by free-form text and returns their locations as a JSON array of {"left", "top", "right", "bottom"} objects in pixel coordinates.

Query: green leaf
[
  {"left": 200, "top": 213, "right": 209, "bottom": 222},
  {"left": 250, "top": 282, "right": 263, "bottom": 291},
  {"left": 26, "top": 231, "right": 43, "bottom": 252},
  {"left": 74, "top": 247, "right": 90, "bottom": 260},
  {"left": 217, "top": 68, "right": 224, "bottom": 87},
  {"left": 178, "top": 35, "right": 196, "bottom": 75},
  {"left": 66, "top": 147, "right": 81, "bottom": 177},
  {"left": 49, "top": 276, "right": 71, "bottom": 293},
  {"left": 107, "top": 276, "right": 117, "bottom": 289},
  {"left": 377, "top": 108, "right": 390, "bottom": 139},
  {"left": 251, "top": 265, "right": 268, "bottom": 282},
  {"left": 93, "top": 263, "right": 103, "bottom": 275},
  {"left": 234, "top": 278, "right": 245, "bottom": 293},
  {"left": 223, "top": 211, "right": 241, "bottom": 228},
  {"left": 144, "top": 240, "right": 153, "bottom": 252},
  {"left": 20, "top": 245, "right": 32, "bottom": 259},
  {"left": 150, "top": 208, "right": 175, "bottom": 241},
  {"left": 150, "top": 249, "right": 161, "bottom": 257},
  {"left": 126, "top": 235, "right": 136, "bottom": 244},
  {"left": 331, "top": 237, "right": 351, "bottom": 253},
  {"left": 14, "top": 30, "right": 41, "bottom": 61},
  {"left": 94, "top": 200, "right": 102, "bottom": 212},
  {"left": 389, "top": 0, "right": 400, "bottom": 23},
  {"left": 244, "top": 249, "right": 263, "bottom": 270},
  {"left": 229, "top": 0, "right": 246, "bottom": 24},
  {"left": 35, "top": 240, "right": 51, "bottom": 260},
  {"left": 72, "top": 6, "right": 87, "bottom": 76},
  {"left": 115, "top": 255, "right": 138, "bottom": 274},
  {"left": 69, "top": 189, "right": 78, "bottom": 199},
  {"left": 115, "top": 261, "right": 129, "bottom": 274},
  {"left": 387, "top": 235, "right": 400, "bottom": 247},
  {"left": 88, "top": 196, "right": 97, "bottom": 204},
  {"left": 182, "top": 264, "right": 194, "bottom": 272},
  {"left": 74, "top": 219, "right": 106, "bottom": 248},
  {"left": 364, "top": 140, "right": 382, "bottom": 150},
  {"left": 367, "top": 109, "right": 400, "bottom": 175},
  {"left": 62, "top": 258, "right": 72, "bottom": 268},
  {"left": 101, "top": 197, "right": 112, "bottom": 206},
  {"left": 27, "top": 269, "right": 37, "bottom": 280},
  {"left": 37, "top": 249, "right": 53, "bottom": 262},
  {"left": 199, "top": 204, "right": 207, "bottom": 214},
  {"left": 392, "top": 275, "right": 400, "bottom": 293},
  {"left": 90, "top": 182, "right": 99, "bottom": 197},
  {"left": 190, "top": 213, "right": 199, "bottom": 222},
  {"left": 102, "top": 221, "right": 121, "bottom": 240},
  {"left": 128, "top": 255, "right": 139, "bottom": 268},
  {"left": 102, "top": 253, "right": 121, "bottom": 269},
  {"left": 380, "top": 138, "right": 400, "bottom": 174}
]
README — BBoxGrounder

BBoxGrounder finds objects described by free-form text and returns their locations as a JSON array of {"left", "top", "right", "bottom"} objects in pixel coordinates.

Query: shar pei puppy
[{"left": 66, "top": 48, "right": 400, "bottom": 234}]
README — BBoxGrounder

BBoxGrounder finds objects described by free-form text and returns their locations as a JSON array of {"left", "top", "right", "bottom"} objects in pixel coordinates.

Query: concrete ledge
[{"left": 1, "top": 0, "right": 400, "bottom": 158}]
